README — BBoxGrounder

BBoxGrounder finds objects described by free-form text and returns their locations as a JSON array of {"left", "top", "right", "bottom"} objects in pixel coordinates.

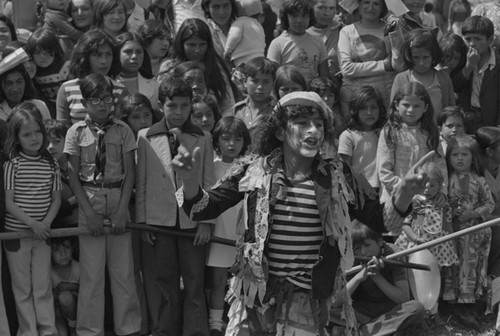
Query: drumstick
[{"left": 354, "top": 256, "right": 430, "bottom": 271}]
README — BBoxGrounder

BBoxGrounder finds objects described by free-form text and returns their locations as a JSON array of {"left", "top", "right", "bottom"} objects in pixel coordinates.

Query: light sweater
[
  {"left": 225, "top": 16, "right": 265, "bottom": 63},
  {"left": 377, "top": 124, "right": 447, "bottom": 204},
  {"left": 390, "top": 69, "right": 455, "bottom": 120},
  {"left": 267, "top": 31, "right": 328, "bottom": 83},
  {"left": 338, "top": 22, "right": 395, "bottom": 105}
]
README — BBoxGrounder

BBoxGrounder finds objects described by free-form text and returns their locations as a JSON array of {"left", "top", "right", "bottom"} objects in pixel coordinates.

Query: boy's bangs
[
  {"left": 288, "top": 7, "right": 308, "bottom": 16},
  {"left": 351, "top": 220, "right": 380, "bottom": 246},
  {"left": 222, "top": 122, "right": 247, "bottom": 138}
]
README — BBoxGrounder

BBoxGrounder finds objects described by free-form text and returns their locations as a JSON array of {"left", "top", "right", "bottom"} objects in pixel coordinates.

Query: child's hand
[
  {"left": 86, "top": 211, "right": 105, "bottom": 236},
  {"left": 412, "top": 195, "right": 425, "bottom": 208},
  {"left": 459, "top": 209, "right": 479, "bottom": 222},
  {"left": 400, "top": 172, "right": 428, "bottom": 197},
  {"left": 409, "top": 236, "right": 426, "bottom": 245},
  {"left": 109, "top": 212, "right": 127, "bottom": 235},
  {"left": 466, "top": 47, "right": 480, "bottom": 69},
  {"left": 193, "top": 222, "right": 212, "bottom": 246},
  {"left": 173, "top": 147, "right": 201, "bottom": 178},
  {"left": 433, "top": 192, "right": 447, "bottom": 208},
  {"left": 171, "top": 128, "right": 201, "bottom": 180},
  {"left": 142, "top": 231, "right": 156, "bottom": 245},
  {"left": 31, "top": 220, "right": 50, "bottom": 240},
  {"left": 360, "top": 257, "right": 383, "bottom": 280}
]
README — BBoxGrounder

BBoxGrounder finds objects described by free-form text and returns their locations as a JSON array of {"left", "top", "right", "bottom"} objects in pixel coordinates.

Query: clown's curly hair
[{"left": 251, "top": 103, "right": 334, "bottom": 156}]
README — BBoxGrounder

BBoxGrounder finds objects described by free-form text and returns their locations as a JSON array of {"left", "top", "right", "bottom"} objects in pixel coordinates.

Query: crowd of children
[{"left": 0, "top": 0, "right": 499, "bottom": 336}]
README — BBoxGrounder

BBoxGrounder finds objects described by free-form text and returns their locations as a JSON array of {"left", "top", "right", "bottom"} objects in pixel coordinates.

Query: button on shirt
[{"left": 472, "top": 47, "right": 496, "bottom": 108}]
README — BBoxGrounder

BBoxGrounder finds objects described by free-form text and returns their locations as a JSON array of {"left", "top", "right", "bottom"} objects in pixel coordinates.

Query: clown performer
[{"left": 172, "top": 91, "right": 430, "bottom": 335}]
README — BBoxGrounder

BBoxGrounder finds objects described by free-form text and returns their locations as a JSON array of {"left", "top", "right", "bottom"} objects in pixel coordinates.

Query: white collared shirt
[
  {"left": 173, "top": 0, "right": 206, "bottom": 31},
  {"left": 472, "top": 47, "right": 496, "bottom": 108}
]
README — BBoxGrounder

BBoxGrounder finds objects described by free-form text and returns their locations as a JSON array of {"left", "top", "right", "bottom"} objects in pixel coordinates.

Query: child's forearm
[
  {"left": 224, "top": 24, "right": 243, "bottom": 56},
  {"left": 47, "top": 14, "right": 83, "bottom": 41},
  {"left": 42, "top": 190, "right": 61, "bottom": 226},
  {"left": 346, "top": 271, "right": 366, "bottom": 296},
  {"left": 182, "top": 178, "right": 202, "bottom": 201},
  {"left": 402, "top": 224, "right": 418, "bottom": 241},
  {"left": 224, "top": 37, "right": 238, "bottom": 56}
]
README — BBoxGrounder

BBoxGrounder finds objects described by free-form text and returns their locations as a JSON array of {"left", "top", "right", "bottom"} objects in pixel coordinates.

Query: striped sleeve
[{"left": 4, "top": 160, "right": 15, "bottom": 190}]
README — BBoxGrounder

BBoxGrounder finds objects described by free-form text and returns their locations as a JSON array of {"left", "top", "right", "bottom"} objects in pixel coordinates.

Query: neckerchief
[{"left": 85, "top": 115, "right": 115, "bottom": 182}]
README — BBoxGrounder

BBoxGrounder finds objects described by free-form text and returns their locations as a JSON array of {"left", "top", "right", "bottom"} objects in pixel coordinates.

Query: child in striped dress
[{"left": 3, "top": 102, "right": 62, "bottom": 336}]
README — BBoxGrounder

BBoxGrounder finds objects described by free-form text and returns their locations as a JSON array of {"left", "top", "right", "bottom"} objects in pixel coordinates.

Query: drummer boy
[{"left": 331, "top": 220, "right": 425, "bottom": 336}]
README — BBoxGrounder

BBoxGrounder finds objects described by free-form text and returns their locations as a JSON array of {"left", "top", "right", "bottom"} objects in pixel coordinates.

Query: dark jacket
[{"left": 453, "top": 50, "right": 500, "bottom": 127}]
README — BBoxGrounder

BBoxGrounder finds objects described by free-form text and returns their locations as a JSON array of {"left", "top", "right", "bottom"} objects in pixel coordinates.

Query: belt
[{"left": 81, "top": 180, "right": 123, "bottom": 189}]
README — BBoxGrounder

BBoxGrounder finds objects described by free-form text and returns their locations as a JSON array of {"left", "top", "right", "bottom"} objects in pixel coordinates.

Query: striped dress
[
  {"left": 3, "top": 152, "right": 61, "bottom": 231},
  {"left": 268, "top": 174, "right": 323, "bottom": 290}
]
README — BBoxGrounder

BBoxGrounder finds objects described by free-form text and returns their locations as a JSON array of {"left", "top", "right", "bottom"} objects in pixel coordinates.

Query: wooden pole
[
  {"left": 0, "top": 227, "right": 99, "bottom": 240},
  {"left": 0, "top": 223, "right": 238, "bottom": 246},
  {"left": 125, "top": 223, "right": 237, "bottom": 246},
  {"left": 347, "top": 216, "right": 500, "bottom": 276}
]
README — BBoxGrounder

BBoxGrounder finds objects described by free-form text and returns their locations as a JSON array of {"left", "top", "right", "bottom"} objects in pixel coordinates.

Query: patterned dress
[
  {"left": 445, "top": 172, "right": 495, "bottom": 303},
  {"left": 395, "top": 195, "right": 459, "bottom": 267}
]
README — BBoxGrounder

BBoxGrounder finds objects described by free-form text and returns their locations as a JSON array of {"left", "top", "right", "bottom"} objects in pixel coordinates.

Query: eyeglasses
[{"left": 88, "top": 96, "right": 114, "bottom": 105}]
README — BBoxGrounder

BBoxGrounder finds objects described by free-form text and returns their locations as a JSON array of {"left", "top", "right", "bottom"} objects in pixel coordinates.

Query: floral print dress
[{"left": 445, "top": 172, "right": 495, "bottom": 303}]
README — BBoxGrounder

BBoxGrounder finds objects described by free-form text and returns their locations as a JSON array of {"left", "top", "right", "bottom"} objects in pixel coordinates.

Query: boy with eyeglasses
[{"left": 64, "top": 73, "right": 141, "bottom": 336}]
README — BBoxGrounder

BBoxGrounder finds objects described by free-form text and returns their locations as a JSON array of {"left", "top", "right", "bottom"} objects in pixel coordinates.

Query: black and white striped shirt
[
  {"left": 4, "top": 152, "right": 61, "bottom": 231},
  {"left": 268, "top": 175, "right": 323, "bottom": 289}
]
